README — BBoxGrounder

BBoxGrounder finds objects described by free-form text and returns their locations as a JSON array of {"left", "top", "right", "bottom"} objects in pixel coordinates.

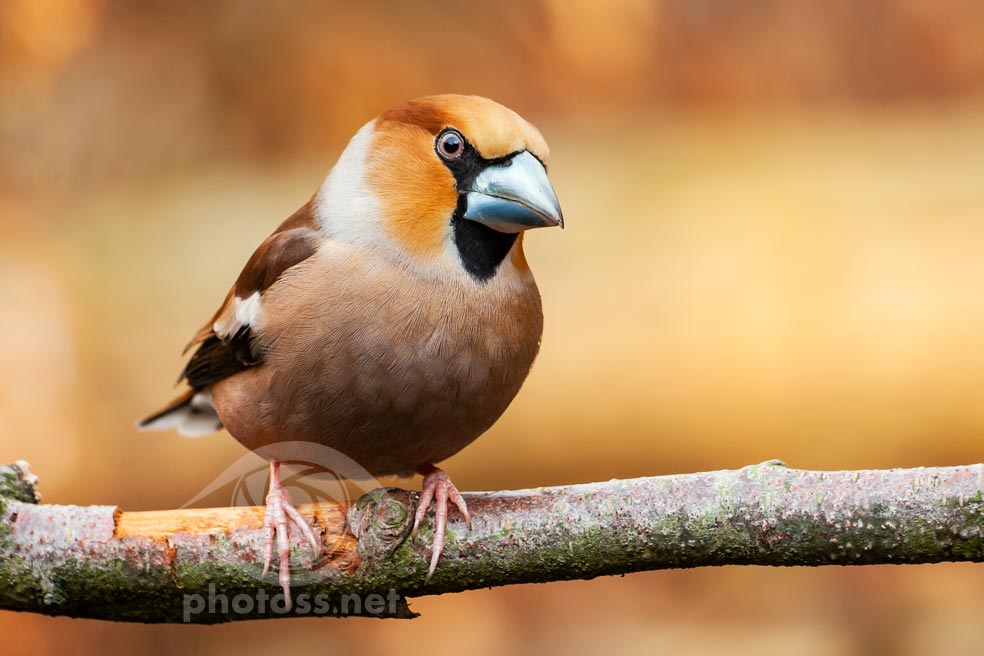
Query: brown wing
[{"left": 179, "top": 199, "right": 320, "bottom": 389}]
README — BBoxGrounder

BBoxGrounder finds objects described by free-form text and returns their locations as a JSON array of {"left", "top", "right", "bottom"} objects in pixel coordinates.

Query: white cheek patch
[
  {"left": 311, "top": 118, "right": 476, "bottom": 279},
  {"left": 213, "top": 291, "right": 262, "bottom": 339},
  {"left": 314, "top": 120, "right": 383, "bottom": 244}
]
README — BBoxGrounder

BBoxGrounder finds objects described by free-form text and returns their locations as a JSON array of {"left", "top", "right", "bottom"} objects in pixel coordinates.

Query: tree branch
[{"left": 2, "top": 460, "right": 984, "bottom": 623}]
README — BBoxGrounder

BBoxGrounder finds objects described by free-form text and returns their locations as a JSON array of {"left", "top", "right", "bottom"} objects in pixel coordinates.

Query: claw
[
  {"left": 283, "top": 501, "right": 321, "bottom": 552},
  {"left": 411, "top": 465, "right": 470, "bottom": 582},
  {"left": 260, "top": 461, "right": 321, "bottom": 609}
]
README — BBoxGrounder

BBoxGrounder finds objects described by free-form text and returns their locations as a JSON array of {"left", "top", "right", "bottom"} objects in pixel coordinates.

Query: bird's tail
[{"left": 136, "top": 388, "right": 223, "bottom": 437}]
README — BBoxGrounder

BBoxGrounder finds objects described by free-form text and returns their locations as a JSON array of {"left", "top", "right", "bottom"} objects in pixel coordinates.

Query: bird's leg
[
  {"left": 261, "top": 460, "right": 321, "bottom": 609},
  {"left": 411, "top": 464, "right": 471, "bottom": 582}
]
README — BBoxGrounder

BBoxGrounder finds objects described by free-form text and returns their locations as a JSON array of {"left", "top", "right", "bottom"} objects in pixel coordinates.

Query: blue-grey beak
[{"left": 463, "top": 151, "right": 564, "bottom": 233}]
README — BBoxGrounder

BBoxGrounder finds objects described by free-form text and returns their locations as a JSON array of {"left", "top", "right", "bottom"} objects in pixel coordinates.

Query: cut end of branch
[{"left": 0, "top": 461, "right": 41, "bottom": 504}]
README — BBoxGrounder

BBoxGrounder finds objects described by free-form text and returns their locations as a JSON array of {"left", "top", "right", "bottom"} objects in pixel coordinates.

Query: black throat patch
[{"left": 451, "top": 195, "right": 518, "bottom": 283}]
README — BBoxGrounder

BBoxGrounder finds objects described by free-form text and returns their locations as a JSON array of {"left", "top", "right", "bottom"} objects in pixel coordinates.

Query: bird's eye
[{"left": 436, "top": 130, "right": 464, "bottom": 160}]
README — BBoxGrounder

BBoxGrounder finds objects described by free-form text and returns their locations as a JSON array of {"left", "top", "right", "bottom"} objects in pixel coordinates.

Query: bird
[{"left": 138, "top": 94, "right": 563, "bottom": 604}]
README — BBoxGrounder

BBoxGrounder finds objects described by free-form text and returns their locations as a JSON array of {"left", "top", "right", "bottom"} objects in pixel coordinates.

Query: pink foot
[
  {"left": 411, "top": 464, "right": 471, "bottom": 582},
  {"left": 261, "top": 461, "right": 320, "bottom": 609}
]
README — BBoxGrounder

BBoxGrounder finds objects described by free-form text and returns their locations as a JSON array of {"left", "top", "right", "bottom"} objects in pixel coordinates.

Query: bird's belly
[
  {"left": 212, "top": 259, "right": 542, "bottom": 476},
  {"left": 306, "top": 338, "right": 517, "bottom": 473}
]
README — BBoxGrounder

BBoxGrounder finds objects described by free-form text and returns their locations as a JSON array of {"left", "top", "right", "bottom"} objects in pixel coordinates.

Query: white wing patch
[{"left": 212, "top": 291, "right": 262, "bottom": 340}]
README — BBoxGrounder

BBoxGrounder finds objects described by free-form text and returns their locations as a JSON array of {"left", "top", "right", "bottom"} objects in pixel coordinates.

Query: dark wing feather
[
  {"left": 180, "top": 327, "right": 260, "bottom": 388},
  {"left": 178, "top": 200, "right": 319, "bottom": 389}
]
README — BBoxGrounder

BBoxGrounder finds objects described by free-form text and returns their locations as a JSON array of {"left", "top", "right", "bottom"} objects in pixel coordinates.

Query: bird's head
[{"left": 314, "top": 95, "right": 563, "bottom": 282}]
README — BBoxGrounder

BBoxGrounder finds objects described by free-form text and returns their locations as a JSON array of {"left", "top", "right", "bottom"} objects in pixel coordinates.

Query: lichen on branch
[{"left": 2, "top": 460, "right": 984, "bottom": 623}]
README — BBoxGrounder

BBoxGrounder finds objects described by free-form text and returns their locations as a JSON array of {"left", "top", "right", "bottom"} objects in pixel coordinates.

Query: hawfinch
[{"left": 139, "top": 95, "right": 563, "bottom": 601}]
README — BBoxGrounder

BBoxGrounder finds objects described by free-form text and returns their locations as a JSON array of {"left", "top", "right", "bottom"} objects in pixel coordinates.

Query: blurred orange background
[{"left": 3, "top": 1, "right": 984, "bottom": 654}]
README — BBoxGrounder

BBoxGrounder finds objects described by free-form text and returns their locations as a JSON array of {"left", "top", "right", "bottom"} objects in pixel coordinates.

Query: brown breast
[{"left": 210, "top": 240, "right": 543, "bottom": 476}]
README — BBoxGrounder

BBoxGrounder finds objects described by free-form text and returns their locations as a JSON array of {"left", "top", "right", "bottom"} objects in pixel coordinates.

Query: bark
[{"left": 2, "top": 460, "right": 984, "bottom": 623}]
